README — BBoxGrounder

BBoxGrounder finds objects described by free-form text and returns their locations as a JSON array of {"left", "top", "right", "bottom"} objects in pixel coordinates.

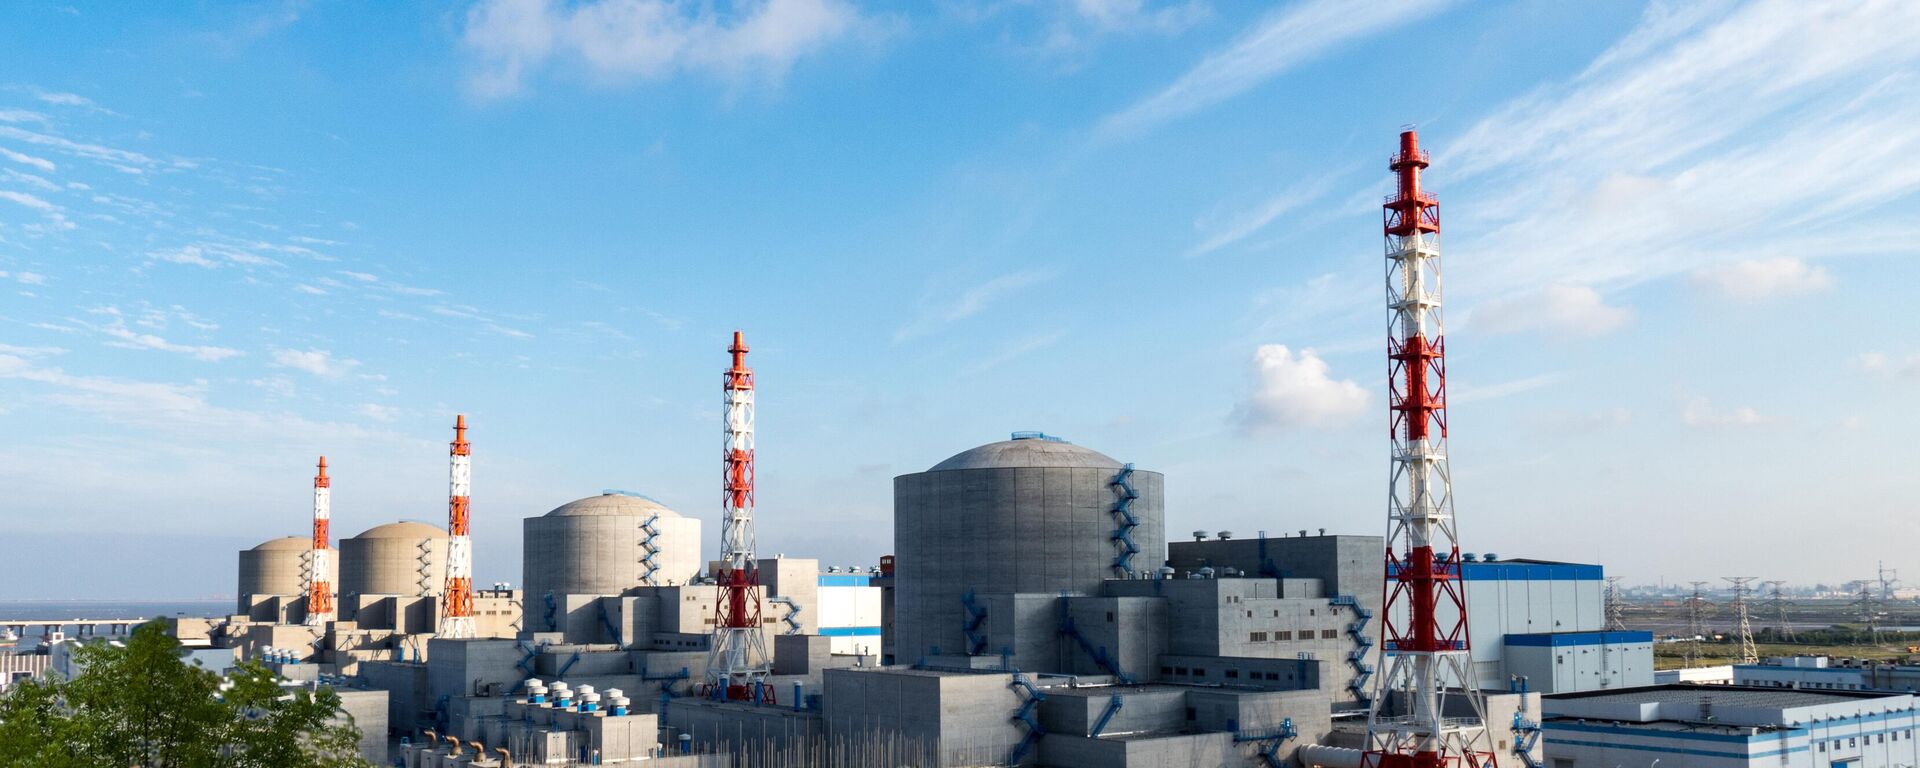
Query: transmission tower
[
  {"left": 1762, "top": 580, "right": 1795, "bottom": 642},
  {"left": 1851, "top": 579, "right": 1883, "bottom": 646},
  {"left": 1724, "top": 577, "right": 1758, "bottom": 664},
  {"left": 1360, "top": 129, "right": 1495, "bottom": 768},
  {"left": 1684, "top": 581, "right": 1712, "bottom": 668},
  {"left": 1879, "top": 562, "right": 1900, "bottom": 602},
  {"left": 438, "top": 415, "right": 475, "bottom": 638},
  {"left": 1604, "top": 576, "right": 1628, "bottom": 631},
  {"left": 303, "top": 456, "right": 334, "bottom": 627}
]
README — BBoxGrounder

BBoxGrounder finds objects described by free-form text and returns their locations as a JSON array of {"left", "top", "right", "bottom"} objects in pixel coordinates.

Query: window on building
[
  {"left": 1877, "top": 734, "right": 1885, "bottom": 744},
  {"left": 1251, "top": 632, "right": 1268, "bottom": 642},
  {"left": 1848, "top": 738, "right": 1855, "bottom": 748},
  {"left": 1161, "top": 666, "right": 1173, "bottom": 675},
  {"left": 1818, "top": 742, "right": 1825, "bottom": 752},
  {"left": 1276, "top": 631, "right": 1292, "bottom": 641},
  {"left": 1322, "top": 629, "right": 1338, "bottom": 639},
  {"left": 1106, "top": 611, "right": 1114, "bottom": 622},
  {"left": 1175, "top": 667, "right": 1189, "bottom": 675},
  {"left": 1193, "top": 668, "right": 1206, "bottom": 678},
  {"left": 1226, "top": 670, "right": 1239, "bottom": 679}
]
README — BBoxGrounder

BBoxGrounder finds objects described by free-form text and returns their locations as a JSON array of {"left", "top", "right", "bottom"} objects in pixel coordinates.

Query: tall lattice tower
[
  {"left": 1683, "top": 581, "right": 1712, "bottom": 667},
  {"left": 1879, "top": 562, "right": 1900, "bottom": 602},
  {"left": 1851, "top": 580, "right": 1882, "bottom": 646},
  {"left": 1724, "top": 577, "right": 1757, "bottom": 664},
  {"left": 704, "top": 331, "right": 773, "bottom": 702},
  {"left": 1762, "top": 580, "right": 1795, "bottom": 642},
  {"left": 304, "top": 456, "right": 335, "bottom": 627},
  {"left": 439, "top": 415, "right": 475, "bottom": 638},
  {"left": 1604, "top": 576, "right": 1627, "bottom": 631},
  {"left": 1361, "top": 129, "right": 1496, "bottom": 768}
]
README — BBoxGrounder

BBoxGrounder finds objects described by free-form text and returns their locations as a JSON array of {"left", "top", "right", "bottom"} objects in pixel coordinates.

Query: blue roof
[
  {"left": 819, "top": 626, "right": 881, "bottom": 637},
  {"left": 1506, "top": 631, "right": 1652, "bottom": 647},
  {"left": 818, "top": 574, "right": 871, "bottom": 587},
  {"left": 1462, "top": 561, "right": 1602, "bottom": 581}
]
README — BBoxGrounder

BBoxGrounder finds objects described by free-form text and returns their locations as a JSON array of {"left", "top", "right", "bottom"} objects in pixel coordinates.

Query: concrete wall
[
  {"left": 426, "top": 638, "right": 524, "bottom": 702},
  {"left": 359, "top": 660, "right": 430, "bottom": 738},
  {"left": 335, "top": 688, "right": 390, "bottom": 764},
  {"left": 822, "top": 668, "right": 1029, "bottom": 767},
  {"left": 340, "top": 530, "right": 446, "bottom": 601},
  {"left": 1504, "top": 635, "right": 1654, "bottom": 693},
  {"left": 892, "top": 464, "right": 1166, "bottom": 664},
  {"left": 758, "top": 558, "right": 820, "bottom": 636}
]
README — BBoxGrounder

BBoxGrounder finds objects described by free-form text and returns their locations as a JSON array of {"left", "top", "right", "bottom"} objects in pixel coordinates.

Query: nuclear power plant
[{"left": 157, "top": 130, "right": 1664, "bottom": 768}]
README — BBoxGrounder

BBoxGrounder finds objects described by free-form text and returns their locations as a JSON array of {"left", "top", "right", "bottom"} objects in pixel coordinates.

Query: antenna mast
[
  {"left": 305, "top": 456, "right": 334, "bottom": 627},
  {"left": 439, "top": 415, "right": 475, "bottom": 638},
  {"left": 704, "top": 331, "right": 773, "bottom": 701},
  {"left": 1361, "top": 129, "right": 1496, "bottom": 768}
]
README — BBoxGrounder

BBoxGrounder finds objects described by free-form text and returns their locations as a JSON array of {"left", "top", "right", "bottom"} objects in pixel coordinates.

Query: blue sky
[{"left": 0, "top": 0, "right": 1914, "bottom": 599}]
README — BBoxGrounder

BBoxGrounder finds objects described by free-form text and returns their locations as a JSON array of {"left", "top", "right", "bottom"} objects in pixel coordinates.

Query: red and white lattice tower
[
  {"left": 703, "top": 331, "right": 773, "bottom": 702},
  {"left": 304, "top": 456, "right": 335, "bottom": 627},
  {"left": 1362, "top": 130, "right": 1496, "bottom": 768},
  {"left": 439, "top": 414, "right": 476, "bottom": 638}
]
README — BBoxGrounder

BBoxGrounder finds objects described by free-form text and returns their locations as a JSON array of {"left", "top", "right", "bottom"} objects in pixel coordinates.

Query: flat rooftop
[{"left": 1550, "top": 684, "right": 1893, "bottom": 709}]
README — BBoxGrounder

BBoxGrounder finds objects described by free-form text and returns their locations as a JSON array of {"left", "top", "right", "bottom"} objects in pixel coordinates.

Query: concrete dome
[
  {"left": 928, "top": 435, "right": 1125, "bottom": 471},
  {"left": 544, "top": 493, "right": 683, "bottom": 518},
  {"left": 523, "top": 493, "right": 703, "bottom": 619},
  {"left": 340, "top": 520, "right": 447, "bottom": 600},
  {"left": 236, "top": 537, "right": 335, "bottom": 615},
  {"left": 350, "top": 520, "right": 448, "bottom": 539}
]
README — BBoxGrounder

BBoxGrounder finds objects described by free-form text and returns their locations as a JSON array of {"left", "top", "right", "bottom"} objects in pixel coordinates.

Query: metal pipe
[
  {"left": 444, "top": 734, "right": 461, "bottom": 754},
  {"left": 496, "top": 747, "right": 511, "bottom": 768},
  {"left": 1298, "top": 744, "right": 1365, "bottom": 768}
]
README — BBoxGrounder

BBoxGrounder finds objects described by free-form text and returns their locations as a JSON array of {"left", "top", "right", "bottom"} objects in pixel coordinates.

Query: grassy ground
[{"left": 1653, "top": 641, "right": 1916, "bottom": 670}]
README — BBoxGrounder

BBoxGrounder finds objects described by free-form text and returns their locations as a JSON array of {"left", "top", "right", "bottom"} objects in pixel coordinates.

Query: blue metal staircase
[
  {"left": 1232, "top": 717, "right": 1297, "bottom": 768},
  {"left": 638, "top": 514, "right": 661, "bottom": 584},
  {"left": 1057, "top": 596, "right": 1135, "bottom": 684},
  {"left": 1007, "top": 672, "right": 1047, "bottom": 765},
  {"left": 962, "top": 590, "right": 989, "bottom": 655},
  {"left": 1329, "top": 595, "right": 1374, "bottom": 702},
  {"left": 1089, "top": 695, "right": 1123, "bottom": 737},
  {"left": 768, "top": 595, "right": 802, "bottom": 635},
  {"left": 1108, "top": 464, "right": 1140, "bottom": 577}
]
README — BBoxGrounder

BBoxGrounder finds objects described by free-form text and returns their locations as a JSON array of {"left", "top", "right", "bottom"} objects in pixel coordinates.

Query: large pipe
[
  {"left": 443, "top": 735, "right": 462, "bottom": 755},
  {"left": 1297, "top": 744, "right": 1364, "bottom": 768},
  {"left": 496, "top": 747, "right": 512, "bottom": 768}
]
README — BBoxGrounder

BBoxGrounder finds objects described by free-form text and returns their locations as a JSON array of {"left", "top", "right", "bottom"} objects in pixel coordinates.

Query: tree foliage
[{"left": 0, "top": 622, "right": 372, "bottom": 767}]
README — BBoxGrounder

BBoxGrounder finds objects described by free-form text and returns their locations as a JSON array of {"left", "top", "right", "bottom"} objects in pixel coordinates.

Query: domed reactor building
[{"left": 891, "top": 433, "right": 1166, "bottom": 666}]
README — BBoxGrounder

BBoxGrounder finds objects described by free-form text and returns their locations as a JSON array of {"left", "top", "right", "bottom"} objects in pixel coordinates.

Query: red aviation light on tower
[
  {"left": 439, "top": 414, "right": 476, "bottom": 638},
  {"left": 304, "top": 456, "right": 334, "bottom": 626},
  {"left": 704, "top": 330, "right": 774, "bottom": 703},
  {"left": 1362, "top": 130, "right": 1497, "bottom": 768}
]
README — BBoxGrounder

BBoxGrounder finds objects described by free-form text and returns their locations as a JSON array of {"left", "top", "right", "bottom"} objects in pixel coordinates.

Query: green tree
[{"left": 0, "top": 622, "right": 372, "bottom": 767}]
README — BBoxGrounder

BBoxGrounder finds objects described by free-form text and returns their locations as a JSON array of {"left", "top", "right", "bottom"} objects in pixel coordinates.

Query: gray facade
[
  {"left": 892, "top": 436, "right": 1166, "bottom": 664},
  {"left": 339, "top": 521, "right": 447, "bottom": 602}
]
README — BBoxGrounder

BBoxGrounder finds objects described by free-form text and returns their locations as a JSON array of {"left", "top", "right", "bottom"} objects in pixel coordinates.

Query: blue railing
[
  {"left": 1058, "top": 596, "right": 1135, "bottom": 684},
  {"left": 639, "top": 514, "right": 661, "bottom": 584},
  {"left": 768, "top": 595, "right": 802, "bottom": 635},
  {"left": 1233, "top": 718, "right": 1297, "bottom": 768},
  {"left": 1331, "top": 595, "right": 1374, "bottom": 701},
  {"left": 598, "top": 600, "right": 624, "bottom": 647}
]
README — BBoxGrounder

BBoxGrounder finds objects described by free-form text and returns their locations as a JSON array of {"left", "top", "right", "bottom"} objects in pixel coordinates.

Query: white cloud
[
  {"left": 1101, "top": 0, "right": 1451, "bottom": 136},
  {"left": 1856, "top": 351, "right": 1920, "bottom": 379},
  {"left": 0, "top": 189, "right": 55, "bottom": 211},
  {"left": 1682, "top": 396, "right": 1761, "bottom": 428},
  {"left": 294, "top": 284, "right": 327, "bottom": 295},
  {"left": 894, "top": 269, "right": 1051, "bottom": 342},
  {"left": 1451, "top": 372, "right": 1566, "bottom": 405},
  {"left": 272, "top": 348, "right": 360, "bottom": 377},
  {"left": 461, "top": 0, "right": 877, "bottom": 99},
  {"left": 0, "top": 147, "right": 56, "bottom": 173},
  {"left": 14, "top": 272, "right": 46, "bottom": 286},
  {"left": 1232, "top": 344, "right": 1369, "bottom": 432},
  {"left": 146, "top": 245, "right": 218, "bottom": 268},
  {"left": 1469, "top": 285, "right": 1632, "bottom": 338},
  {"left": 87, "top": 312, "right": 241, "bottom": 361},
  {"left": 1690, "top": 257, "right": 1833, "bottom": 300},
  {"left": 357, "top": 403, "right": 400, "bottom": 422},
  {"left": 36, "top": 92, "right": 94, "bottom": 108}
]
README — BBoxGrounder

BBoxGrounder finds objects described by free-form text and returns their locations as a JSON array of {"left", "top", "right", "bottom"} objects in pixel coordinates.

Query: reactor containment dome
[
  {"left": 523, "top": 492, "right": 704, "bottom": 607},
  {"left": 892, "top": 433, "right": 1166, "bottom": 662}
]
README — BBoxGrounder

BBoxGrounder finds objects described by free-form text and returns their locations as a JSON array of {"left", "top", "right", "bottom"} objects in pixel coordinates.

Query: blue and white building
[
  {"left": 816, "top": 572, "right": 882, "bottom": 657},
  {"left": 1542, "top": 685, "right": 1920, "bottom": 768},
  {"left": 1736, "top": 656, "right": 1920, "bottom": 693},
  {"left": 1441, "top": 557, "right": 1656, "bottom": 693}
]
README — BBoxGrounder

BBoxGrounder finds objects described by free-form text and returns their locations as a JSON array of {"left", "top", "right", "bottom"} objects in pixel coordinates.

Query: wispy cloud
[
  {"left": 1185, "top": 170, "right": 1341, "bottom": 258},
  {"left": 1681, "top": 396, "right": 1761, "bottom": 428},
  {"left": 460, "top": 0, "right": 883, "bottom": 100},
  {"left": 1689, "top": 257, "right": 1832, "bottom": 301},
  {"left": 1451, "top": 372, "right": 1567, "bottom": 405},
  {"left": 80, "top": 307, "right": 242, "bottom": 362},
  {"left": 894, "top": 269, "right": 1052, "bottom": 342},
  {"left": 271, "top": 348, "right": 360, "bottom": 377},
  {"left": 1445, "top": 1, "right": 1920, "bottom": 303},
  {"left": 1100, "top": 0, "right": 1452, "bottom": 137},
  {"left": 1468, "top": 284, "right": 1632, "bottom": 339},
  {"left": 0, "top": 147, "right": 56, "bottom": 172},
  {"left": 965, "top": 330, "right": 1065, "bottom": 375}
]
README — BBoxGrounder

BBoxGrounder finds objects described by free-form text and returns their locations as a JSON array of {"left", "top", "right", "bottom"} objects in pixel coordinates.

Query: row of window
[
  {"left": 1248, "top": 629, "right": 1340, "bottom": 642},
  {"left": 1159, "top": 664, "right": 1294, "bottom": 682},
  {"left": 1816, "top": 729, "right": 1911, "bottom": 752}
]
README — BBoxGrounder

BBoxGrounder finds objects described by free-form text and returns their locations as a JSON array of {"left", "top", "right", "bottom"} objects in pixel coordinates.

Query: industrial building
[{"left": 1540, "top": 685, "right": 1920, "bottom": 767}]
